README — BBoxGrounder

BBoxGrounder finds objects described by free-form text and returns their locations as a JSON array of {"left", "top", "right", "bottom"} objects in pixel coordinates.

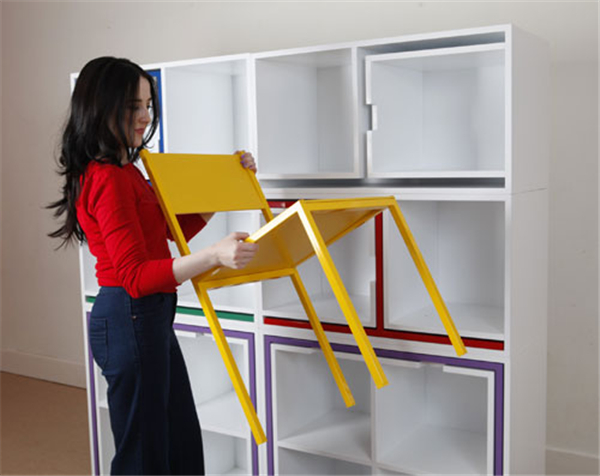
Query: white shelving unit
[{"left": 79, "top": 24, "right": 548, "bottom": 476}]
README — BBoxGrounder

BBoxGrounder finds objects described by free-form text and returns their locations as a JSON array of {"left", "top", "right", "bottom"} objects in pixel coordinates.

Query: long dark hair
[{"left": 47, "top": 56, "right": 160, "bottom": 248}]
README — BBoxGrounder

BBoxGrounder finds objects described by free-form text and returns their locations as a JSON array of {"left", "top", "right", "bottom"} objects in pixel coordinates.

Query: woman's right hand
[{"left": 212, "top": 232, "right": 258, "bottom": 269}]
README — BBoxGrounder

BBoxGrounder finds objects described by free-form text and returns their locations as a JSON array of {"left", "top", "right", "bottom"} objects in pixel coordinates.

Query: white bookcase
[{"left": 79, "top": 24, "right": 548, "bottom": 475}]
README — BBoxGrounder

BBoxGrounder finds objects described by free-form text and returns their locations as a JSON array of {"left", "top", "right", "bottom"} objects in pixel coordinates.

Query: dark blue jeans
[{"left": 89, "top": 287, "right": 204, "bottom": 475}]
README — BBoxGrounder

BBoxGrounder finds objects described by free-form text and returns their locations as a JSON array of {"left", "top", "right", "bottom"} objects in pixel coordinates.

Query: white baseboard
[
  {"left": 547, "top": 446, "right": 599, "bottom": 475},
  {"left": 1, "top": 349, "right": 86, "bottom": 388}
]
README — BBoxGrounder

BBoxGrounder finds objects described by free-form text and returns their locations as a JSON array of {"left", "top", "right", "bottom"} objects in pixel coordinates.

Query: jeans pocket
[{"left": 89, "top": 317, "right": 109, "bottom": 369}]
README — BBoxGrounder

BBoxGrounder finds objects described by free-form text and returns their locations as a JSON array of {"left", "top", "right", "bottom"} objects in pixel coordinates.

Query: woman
[{"left": 48, "top": 56, "right": 258, "bottom": 475}]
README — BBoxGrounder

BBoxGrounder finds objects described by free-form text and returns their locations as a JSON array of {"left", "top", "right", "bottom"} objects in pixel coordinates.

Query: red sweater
[{"left": 76, "top": 160, "right": 206, "bottom": 298}]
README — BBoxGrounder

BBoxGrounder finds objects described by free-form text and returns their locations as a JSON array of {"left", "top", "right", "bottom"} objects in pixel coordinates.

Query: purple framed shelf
[
  {"left": 264, "top": 334, "right": 505, "bottom": 475},
  {"left": 86, "top": 313, "right": 259, "bottom": 475}
]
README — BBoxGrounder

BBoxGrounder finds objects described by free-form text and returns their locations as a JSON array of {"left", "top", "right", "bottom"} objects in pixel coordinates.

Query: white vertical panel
[{"left": 510, "top": 25, "right": 550, "bottom": 193}]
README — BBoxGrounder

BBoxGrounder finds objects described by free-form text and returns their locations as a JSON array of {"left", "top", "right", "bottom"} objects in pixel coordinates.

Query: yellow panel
[
  {"left": 310, "top": 207, "right": 383, "bottom": 246},
  {"left": 142, "top": 152, "right": 268, "bottom": 214},
  {"left": 200, "top": 203, "right": 386, "bottom": 286},
  {"left": 303, "top": 196, "right": 397, "bottom": 212}
]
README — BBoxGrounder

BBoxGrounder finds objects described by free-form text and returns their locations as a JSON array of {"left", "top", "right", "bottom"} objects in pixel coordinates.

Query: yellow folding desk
[{"left": 141, "top": 150, "right": 466, "bottom": 445}]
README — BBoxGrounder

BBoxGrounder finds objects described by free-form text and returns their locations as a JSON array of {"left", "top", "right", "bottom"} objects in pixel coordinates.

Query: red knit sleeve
[
  {"left": 89, "top": 166, "right": 178, "bottom": 298},
  {"left": 168, "top": 214, "right": 207, "bottom": 242}
]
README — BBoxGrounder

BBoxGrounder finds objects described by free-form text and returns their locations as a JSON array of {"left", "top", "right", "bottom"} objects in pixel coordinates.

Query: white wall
[{"left": 1, "top": 1, "right": 597, "bottom": 473}]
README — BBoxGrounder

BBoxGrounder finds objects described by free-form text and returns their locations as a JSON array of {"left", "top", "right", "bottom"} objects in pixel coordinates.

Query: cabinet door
[
  {"left": 365, "top": 44, "right": 506, "bottom": 179},
  {"left": 264, "top": 335, "right": 504, "bottom": 475}
]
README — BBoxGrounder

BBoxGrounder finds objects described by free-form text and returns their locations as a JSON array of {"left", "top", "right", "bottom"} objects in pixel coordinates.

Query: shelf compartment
[
  {"left": 163, "top": 56, "right": 251, "bottom": 154},
  {"left": 384, "top": 199, "right": 505, "bottom": 341},
  {"left": 365, "top": 44, "right": 506, "bottom": 178},
  {"left": 203, "top": 431, "right": 251, "bottom": 475},
  {"left": 277, "top": 447, "right": 372, "bottom": 475},
  {"left": 255, "top": 48, "right": 359, "bottom": 178},
  {"left": 262, "top": 206, "right": 376, "bottom": 326},
  {"left": 175, "top": 329, "right": 250, "bottom": 438},
  {"left": 270, "top": 342, "right": 372, "bottom": 466},
  {"left": 80, "top": 242, "right": 100, "bottom": 298},
  {"left": 97, "top": 407, "right": 114, "bottom": 475},
  {"left": 278, "top": 410, "right": 371, "bottom": 464},
  {"left": 90, "top": 324, "right": 257, "bottom": 474},
  {"left": 173, "top": 210, "right": 259, "bottom": 313},
  {"left": 266, "top": 336, "right": 503, "bottom": 475},
  {"left": 375, "top": 360, "right": 495, "bottom": 475},
  {"left": 94, "top": 363, "right": 108, "bottom": 409}
]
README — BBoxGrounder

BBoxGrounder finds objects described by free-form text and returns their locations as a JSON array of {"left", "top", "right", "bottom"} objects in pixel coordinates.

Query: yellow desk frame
[{"left": 141, "top": 150, "right": 466, "bottom": 445}]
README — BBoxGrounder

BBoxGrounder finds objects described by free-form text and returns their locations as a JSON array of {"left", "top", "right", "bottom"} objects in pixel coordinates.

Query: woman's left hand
[{"left": 235, "top": 150, "right": 257, "bottom": 173}]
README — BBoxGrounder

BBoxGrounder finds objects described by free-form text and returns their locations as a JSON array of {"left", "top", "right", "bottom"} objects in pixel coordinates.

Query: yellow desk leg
[
  {"left": 298, "top": 208, "right": 388, "bottom": 389},
  {"left": 290, "top": 271, "right": 356, "bottom": 407},
  {"left": 193, "top": 281, "right": 267, "bottom": 445},
  {"left": 387, "top": 201, "right": 467, "bottom": 357}
]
